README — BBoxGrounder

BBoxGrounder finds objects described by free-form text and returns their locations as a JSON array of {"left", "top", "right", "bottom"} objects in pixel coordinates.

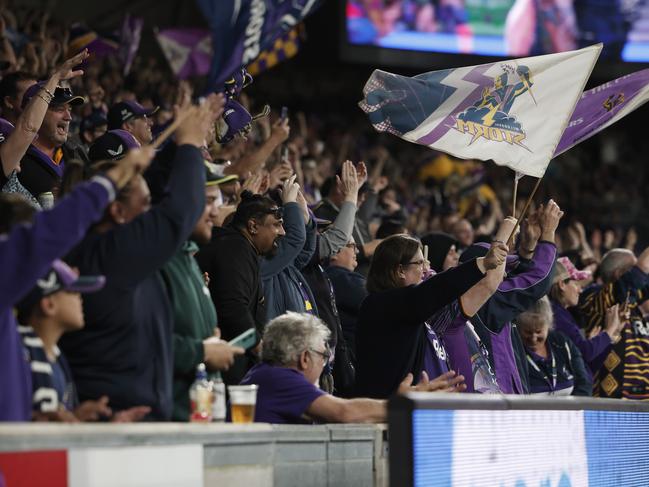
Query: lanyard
[
  {"left": 297, "top": 280, "right": 315, "bottom": 314},
  {"left": 526, "top": 348, "right": 556, "bottom": 392}
]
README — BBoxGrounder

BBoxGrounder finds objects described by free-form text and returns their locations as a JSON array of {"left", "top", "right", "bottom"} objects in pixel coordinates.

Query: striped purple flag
[{"left": 554, "top": 69, "right": 649, "bottom": 156}]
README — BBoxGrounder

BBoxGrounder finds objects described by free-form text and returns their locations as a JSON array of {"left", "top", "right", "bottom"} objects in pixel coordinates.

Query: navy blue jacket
[
  {"left": 325, "top": 265, "right": 367, "bottom": 358},
  {"left": 261, "top": 202, "right": 317, "bottom": 321},
  {"left": 525, "top": 330, "right": 592, "bottom": 396},
  {"left": 60, "top": 144, "right": 205, "bottom": 420}
]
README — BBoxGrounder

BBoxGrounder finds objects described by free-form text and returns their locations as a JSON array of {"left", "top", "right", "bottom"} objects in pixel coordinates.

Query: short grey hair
[
  {"left": 599, "top": 248, "right": 635, "bottom": 284},
  {"left": 261, "top": 312, "right": 331, "bottom": 366},
  {"left": 517, "top": 296, "right": 554, "bottom": 329}
]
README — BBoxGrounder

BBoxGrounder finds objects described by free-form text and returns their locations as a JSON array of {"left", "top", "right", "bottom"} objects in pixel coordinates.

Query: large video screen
[
  {"left": 390, "top": 406, "right": 649, "bottom": 487},
  {"left": 346, "top": 0, "right": 649, "bottom": 62}
]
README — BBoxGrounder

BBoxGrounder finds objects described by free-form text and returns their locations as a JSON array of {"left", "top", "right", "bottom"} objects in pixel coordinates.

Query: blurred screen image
[{"left": 346, "top": 0, "right": 649, "bottom": 62}]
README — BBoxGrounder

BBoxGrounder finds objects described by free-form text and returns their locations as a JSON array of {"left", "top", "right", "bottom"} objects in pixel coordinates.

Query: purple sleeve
[
  {"left": 476, "top": 241, "right": 556, "bottom": 332},
  {"left": 0, "top": 176, "right": 113, "bottom": 309},
  {"left": 553, "top": 304, "right": 612, "bottom": 364},
  {"left": 497, "top": 241, "right": 556, "bottom": 293}
]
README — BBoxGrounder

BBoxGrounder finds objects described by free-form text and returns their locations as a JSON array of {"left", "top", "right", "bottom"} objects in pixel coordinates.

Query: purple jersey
[
  {"left": 423, "top": 323, "right": 450, "bottom": 379},
  {"left": 240, "top": 362, "right": 325, "bottom": 424}
]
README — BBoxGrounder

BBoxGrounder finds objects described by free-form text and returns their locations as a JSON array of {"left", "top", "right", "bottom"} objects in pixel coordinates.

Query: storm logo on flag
[{"left": 452, "top": 64, "right": 534, "bottom": 149}]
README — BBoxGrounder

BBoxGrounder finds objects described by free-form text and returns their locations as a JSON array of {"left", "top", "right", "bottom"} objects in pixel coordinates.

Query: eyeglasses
[
  {"left": 345, "top": 242, "right": 357, "bottom": 250},
  {"left": 403, "top": 259, "right": 425, "bottom": 267},
  {"left": 309, "top": 347, "right": 331, "bottom": 362}
]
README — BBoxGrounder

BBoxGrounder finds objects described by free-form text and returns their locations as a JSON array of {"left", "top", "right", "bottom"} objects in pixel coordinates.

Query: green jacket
[{"left": 161, "top": 241, "right": 217, "bottom": 421}]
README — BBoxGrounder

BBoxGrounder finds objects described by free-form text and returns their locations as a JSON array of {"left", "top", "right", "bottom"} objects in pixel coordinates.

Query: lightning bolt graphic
[{"left": 411, "top": 64, "right": 495, "bottom": 146}]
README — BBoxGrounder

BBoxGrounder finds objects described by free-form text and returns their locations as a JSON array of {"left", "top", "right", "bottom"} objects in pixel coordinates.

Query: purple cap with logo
[
  {"left": 16, "top": 259, "right": 106, "bottom": 318},
  {"left": 107, "top": 100, "right": 159, "bottom": 130},
  {"left": 88, "top": 129, "right": 140, "bottom": 162},
  {"left": 216, "top": 99, "right": 252, "bottom": 144},
  {"left": 21, "top": 82, "right": 85, "bottom": 109}
]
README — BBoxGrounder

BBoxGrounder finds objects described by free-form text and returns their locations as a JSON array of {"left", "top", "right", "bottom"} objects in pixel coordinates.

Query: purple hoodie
[
  {"left": 0, "top": 175, "right": 115, "bottom": 420},
  {"left": 443, "top": 241, "right": 557, "bottom": 393}
]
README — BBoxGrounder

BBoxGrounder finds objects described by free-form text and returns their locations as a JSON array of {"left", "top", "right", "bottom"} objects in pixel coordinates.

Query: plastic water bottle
[
  {"left": 189, "top": 363, "right": 212, "bottom": 422},
  {"left": 211, "top": 372, "right": 226, "bottom": 422}
]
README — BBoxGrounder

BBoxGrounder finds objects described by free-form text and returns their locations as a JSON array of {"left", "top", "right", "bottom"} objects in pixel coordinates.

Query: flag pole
[
  {"left": 506, "top": 177, "right": 541, "bottom": 247},
  {"left": 512, "top": 172, "right": 519, "bottom": 219}
]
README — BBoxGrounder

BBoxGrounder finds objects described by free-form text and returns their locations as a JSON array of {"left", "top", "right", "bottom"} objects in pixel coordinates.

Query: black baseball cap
[{"left": 21, "top": 82, "right": 85, "bottom": 108}]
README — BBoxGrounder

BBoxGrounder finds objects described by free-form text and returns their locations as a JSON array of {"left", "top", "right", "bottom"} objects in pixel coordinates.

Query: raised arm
[
  {"left": 389, "top": 245, "right": 506, "bottom": 326},
  {"left": 88, "top": 98, "right": 223, "bottom": 287},
  {"left": 477, "top": 201, "right": 562, "bottom": 331},
  {"left": 225, "top": 118, "right": 290, "bottom": 176},
  {"left": 0, "top": 148, "right": 152, "bottom": 309},
  {"left": 318, "top": 161, "right": 358, "bottom": 258},
  {"left": 260, "top": 176, "right": 306, "bottom": 278},
  {"left": 460, "top": 218, "right": 516, "bottom": 317},
  {"left": 1, "top": 50, "right": 89, "bottom": 177}
]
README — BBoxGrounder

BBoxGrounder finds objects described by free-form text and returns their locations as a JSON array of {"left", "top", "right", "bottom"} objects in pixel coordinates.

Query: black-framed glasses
[{"left": 309, "top": 347, "right": 331, "bottom": 362}]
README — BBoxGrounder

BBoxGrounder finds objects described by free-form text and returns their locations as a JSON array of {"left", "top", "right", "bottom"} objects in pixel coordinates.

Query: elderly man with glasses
[{"left": 240, "top": 312, "right": 463, "bottom": 424}]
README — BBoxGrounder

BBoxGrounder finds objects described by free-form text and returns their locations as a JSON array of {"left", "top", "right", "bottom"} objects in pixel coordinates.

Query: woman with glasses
[
  {"left": 355, "top": 233, "right": 508, "bottom": 399},
  {"left": 549, "top": 256, "right": 623, "bottom": 381}
]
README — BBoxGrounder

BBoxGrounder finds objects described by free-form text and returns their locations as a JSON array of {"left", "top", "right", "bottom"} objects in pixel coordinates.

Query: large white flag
[{"left": 359, "top": 44, "right": 602, "bottom": 178}]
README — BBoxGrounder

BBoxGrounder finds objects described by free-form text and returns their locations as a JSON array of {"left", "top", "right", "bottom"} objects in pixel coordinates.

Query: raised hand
[
  {"left": 270, "top": 117, "right": 290, "bottom": 144},
  {"left": 296, "top": 189, "right": 310, "bottom": 223},
  {"left": 539, "top": 199, "right": 564, "bottom": 242},
  {"left": 51, "top": 48, "right": 89, "bottom": 82},
  {"left": 356, "top": 161, "right": 368, "bottom": 187},
  {"left": 520, "top": 207, "right": 541, "bottom": 256},
  {"left": 482, "top": 241, "right": 509, "bottom": 271},
  {"left": 605, "top": 304, "right": 624, "bottom": 342},
  {"left": 337, "top": 160, "right": 359, "bottom": 204},
  {"left": 175, "top": 93, "right": 225, "bottom": 148},
  {"left": 281, "top": 174, "right": 300, "bottom": 204}
]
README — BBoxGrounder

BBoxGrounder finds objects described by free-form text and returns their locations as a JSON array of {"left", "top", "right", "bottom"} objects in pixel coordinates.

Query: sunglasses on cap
[
  {"left": 55, "top": 87, "right": 73, "bottom": 98},
  {"left": 264, "top": 206, "right": 283, "bottom": 220}
]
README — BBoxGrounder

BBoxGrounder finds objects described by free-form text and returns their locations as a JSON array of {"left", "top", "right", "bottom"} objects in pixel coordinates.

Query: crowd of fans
[{"left": 2, "top": 5, "right": 649, "bottom": 426}]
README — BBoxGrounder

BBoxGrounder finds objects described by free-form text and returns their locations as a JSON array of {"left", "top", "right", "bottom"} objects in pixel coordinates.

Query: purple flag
[
  {"left": 555, "top": 69, "right": 649, "bottom": 156},
  {"left": 196, "top": 0, "right": 322, "bottom": 92},
  {"left": 155, "top": 28, "right": 212, "bottom": 79},
  {"left": 68, "top": 24, "right": 119, "bottom": 59},
  {"left": 120, "top": 14, "right": 143, "bottom": 76}
]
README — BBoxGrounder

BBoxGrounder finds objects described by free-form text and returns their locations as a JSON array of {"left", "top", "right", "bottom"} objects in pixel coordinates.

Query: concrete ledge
[{"left": 0, "top": 423, "right": 386, "bottom": 487}]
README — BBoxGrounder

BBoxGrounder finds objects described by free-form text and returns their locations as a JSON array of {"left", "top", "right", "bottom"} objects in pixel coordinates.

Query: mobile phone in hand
[{"left": 228, "top": 328, "right": 257, "bottom": 350}]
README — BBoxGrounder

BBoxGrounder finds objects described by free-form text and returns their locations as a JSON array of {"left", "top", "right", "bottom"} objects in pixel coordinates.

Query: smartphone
[
  {"left": 280, "top": 106, "right": 288, "bottom": 121},
  {"left": 228, "top": 328, "right": 257, "bottom": 350}
]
